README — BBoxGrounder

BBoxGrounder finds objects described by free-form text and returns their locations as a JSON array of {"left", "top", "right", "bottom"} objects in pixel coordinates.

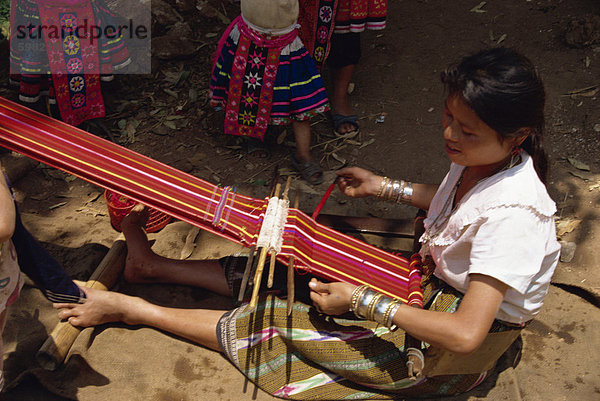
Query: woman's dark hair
[{"left": 440, "top": 47, "right": 548, "bottom": 182}]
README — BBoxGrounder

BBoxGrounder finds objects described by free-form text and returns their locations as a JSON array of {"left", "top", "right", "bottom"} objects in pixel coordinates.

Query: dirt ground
[{"left": 0, "top": 0, "right": 599, "bottom": 400}]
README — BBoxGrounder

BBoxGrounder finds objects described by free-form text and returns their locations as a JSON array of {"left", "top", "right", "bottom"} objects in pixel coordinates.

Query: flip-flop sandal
[
  {"left": 332, "top": 114, "right": 360, "bottom": 136},
  {"left": 290, "top": 153, "right": 324, "bottom": 185}
]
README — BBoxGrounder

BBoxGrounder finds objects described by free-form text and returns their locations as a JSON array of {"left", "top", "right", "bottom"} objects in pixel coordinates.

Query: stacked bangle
[
  {"left": 349, "top": 285, "right": 401, "bottom": 330},
  {"left": 375, "top": 177, "right": 413, "bottom": 205},
  {"left": 376, "top": 176, "right": 390, "bottom": 198}
]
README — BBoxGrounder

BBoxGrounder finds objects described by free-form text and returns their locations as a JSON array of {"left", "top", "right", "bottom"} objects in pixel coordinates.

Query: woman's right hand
[{"left": 336, "top": 167, "right": 382, "bottom": 198}]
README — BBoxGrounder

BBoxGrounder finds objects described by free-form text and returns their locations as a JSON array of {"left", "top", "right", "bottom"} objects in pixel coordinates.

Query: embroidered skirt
[
  {"left": 9, "top": 0, "right": 131, "bottom": 126},
  {"left": 334, "top": 0, "right": 387, "bottom": 33},
  {"left": 216, "top": 256, "right": 490, "bottom": 399},
  {"left": 209, "top": 21, "right": 329, "bottom": 140}
]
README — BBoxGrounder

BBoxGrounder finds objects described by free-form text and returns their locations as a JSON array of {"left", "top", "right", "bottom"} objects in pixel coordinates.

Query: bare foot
[
  {"left": 120, "top": 205, "right": 163, "bottom": 283},
  {"left": 54, "top": 287, "right": 138, "bottom": 327}
]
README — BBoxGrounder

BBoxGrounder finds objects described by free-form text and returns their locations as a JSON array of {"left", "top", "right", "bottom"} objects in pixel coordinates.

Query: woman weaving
[{"left": 54, "top": 48, "right": 560, "bottom": 399}]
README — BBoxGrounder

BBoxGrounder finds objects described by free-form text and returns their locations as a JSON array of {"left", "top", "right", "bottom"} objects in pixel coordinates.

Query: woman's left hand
[{"left": 309, "top": 279, "right": 356, "bottom": 315}]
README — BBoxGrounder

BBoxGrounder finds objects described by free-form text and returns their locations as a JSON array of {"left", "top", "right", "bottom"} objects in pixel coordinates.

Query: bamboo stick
[
  {"left": 287, "top": 189, "right": 300, "bottom": 315},
  {"left": 36, "top": 239, "right": 127, "bottom": 371}
]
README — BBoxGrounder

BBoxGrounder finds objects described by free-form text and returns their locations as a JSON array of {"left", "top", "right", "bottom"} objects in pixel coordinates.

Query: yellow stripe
[{"left": 273, "top": 75, "right": 322, "bottom": 90}]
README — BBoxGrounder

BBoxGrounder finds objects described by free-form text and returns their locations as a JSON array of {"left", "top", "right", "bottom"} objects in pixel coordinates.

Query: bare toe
[{"left": 121, "top": 204, "right": 149, "bottom": 230}]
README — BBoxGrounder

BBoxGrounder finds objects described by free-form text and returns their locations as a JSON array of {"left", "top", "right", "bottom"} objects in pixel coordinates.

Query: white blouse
[{"left": 421, "top": 153, "right": 561, "bottom": 324}]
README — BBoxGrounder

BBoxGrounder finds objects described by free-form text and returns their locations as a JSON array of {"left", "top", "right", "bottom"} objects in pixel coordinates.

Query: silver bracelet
[
  {"left": 372, "top": 296, "right": 396, "bottom": 324},
  {"left": 376, "top": 177, "right": 389, "bottom": 199},
  {"left": 352, "top": 285, "right": 402, "bottom": 330},
  {"left": 383, "top": 301, "right": 402, "bottom": 330},
  {"left": 390, "top": 180, "right": 400, "bottom": 202},
  {"left": 349, "top": 285, "right": 369, "bottom": 317},
  {"left": 377, "top": 178, "right": 413, "bottom": 205},
  {"left": 399, "top": 181, "right": 413, "bottom": 204},
  {"left": 354, "top": 287, "right": 378, "bottom": 319}
]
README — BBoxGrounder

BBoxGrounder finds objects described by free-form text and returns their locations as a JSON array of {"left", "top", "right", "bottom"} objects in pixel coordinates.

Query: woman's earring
[{"left": 509, "top": 146, "right": 522, "bottom": 168}]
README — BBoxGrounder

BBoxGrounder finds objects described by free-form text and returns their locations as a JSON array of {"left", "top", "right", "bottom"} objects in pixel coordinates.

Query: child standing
[{"left": 209, "top": 0, "right": 329, "bottom": 185}]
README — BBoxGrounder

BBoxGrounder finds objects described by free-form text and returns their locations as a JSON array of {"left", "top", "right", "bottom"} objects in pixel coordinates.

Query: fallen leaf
[
  {"left": 85, "top": 191, "right": 102, "bottom": 204},
  {"left": 215, "top": 10, "right": 231, "bottom": 25},
  {"left": 189, "top": 88, "right": 198, "bottom": 103},
  {"left": 49, "top": 202, "right": 67, "bottom": 210},
  {"left": 359, "top": 138, "right": 376, "bottom": 149},
  {"left": 470, "top": 1, "right": 487, "bottom": 13},
  {"left": 163, "top": 88, "right": 178, "bottom": 98},
  {"left": 347, "top": 82, "right": 355, "bottom": 94},
  {"left": 555, "top": 218, "right": 582, "bottom": 237},
  {"left": 497, "top": 33, "right": 507, "bottom": 44},
  {"left": 567, "top": 157, "right": 590, "bottom": 171},
  {"left": 589, "top": 182, "right": 600, "bottom": 191},
  {"left": 173, "top": 70, "right": 191, "bottom": 87},
  {"left": 569, "top": 171, "right": 589, "bottom": 180},
  {"left": 163, "top": 120, "right": 177, "bottom": 130},
  {"left": 277, "top": 129, "right": 287, "bottom": 145},
  {"left": 205, "top": 32, "right": 218, "bottom": 38},
  {"left": 562, "top": 85, "right": 599, "bottom": 98},
  {"left": 180, "top": 226, "right": 200, "bottom": 259},
  {"left": 331, "top": 152, "right": 346, "bottom": 164},
  {"left": 30, "top": 194, "right": 49, "bottom": 201}
]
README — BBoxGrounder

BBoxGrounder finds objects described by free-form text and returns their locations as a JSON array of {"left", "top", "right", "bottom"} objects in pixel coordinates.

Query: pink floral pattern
[{"left": 66, "top": 58, "right": 83, "bottom": 74}]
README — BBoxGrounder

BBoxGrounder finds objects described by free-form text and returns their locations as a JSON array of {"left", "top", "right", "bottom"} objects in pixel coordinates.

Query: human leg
[
  {"left": 291, "top": 120, "right": 323, "bottom": 185},
  {"left": 328, "top": 32, "right": 361, "bottom": 134},
  {"left": 54, "top": 286, "right": 225, "bottom": 351},
  {"left": 121, "top": 205, "right": 231, "bottom": 296}
]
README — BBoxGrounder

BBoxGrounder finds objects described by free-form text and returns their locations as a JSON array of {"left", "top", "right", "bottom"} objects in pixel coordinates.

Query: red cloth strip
[{"left": 0, "top": 97, "right": 418, "bottom": 301}]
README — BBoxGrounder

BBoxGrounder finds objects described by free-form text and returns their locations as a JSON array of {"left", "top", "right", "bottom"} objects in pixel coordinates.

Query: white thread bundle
[
  {"left": 271, "top": 198, "right": 289, "bottom": 252},
  {"left": 256, "top": 197, "right": 289, "bottom": 253}
]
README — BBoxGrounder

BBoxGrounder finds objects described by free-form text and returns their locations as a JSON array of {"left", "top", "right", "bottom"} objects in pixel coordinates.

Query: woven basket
[{"left": 104, "top": 190, "right": 171, "bottom": 233}]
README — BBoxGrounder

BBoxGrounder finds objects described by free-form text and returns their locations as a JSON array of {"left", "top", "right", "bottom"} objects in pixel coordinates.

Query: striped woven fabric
[{"left": 0, "top": 97, "right": 421, "bottom": 303}]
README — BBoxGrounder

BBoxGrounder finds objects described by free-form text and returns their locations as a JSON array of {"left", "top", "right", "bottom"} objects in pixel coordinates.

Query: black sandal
[{"left": 332, "top": 114, "right": 360, "bottom": 136}]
